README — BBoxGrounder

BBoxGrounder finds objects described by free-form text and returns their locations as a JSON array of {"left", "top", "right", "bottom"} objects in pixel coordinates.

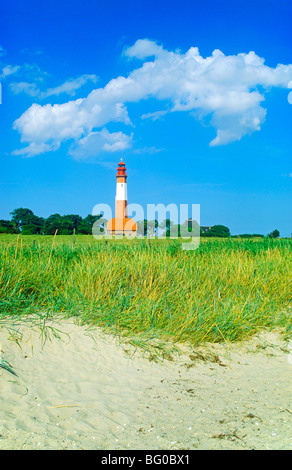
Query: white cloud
[
  {"left": 68, "top": 128, "right": 133, "bottom": 160},
  {"left": 13, "top": 39, "right": 292, "bottom": 158},
  {"left": 0, "top": 62, "right": 48, "bottom": 82},
  {"left": 9, "top": 74, "right": 98, "bottom": 98},
  {"left": 14, "top": 98, "right": 131, "bottom": 157},
  {"left": 12, "top": 141, "right": 60, "bottom": 158},
  {"left": 42, "top": 74, "right": 98, "bottom": 98},
  {"left": 9, "top": 81, "right": 39, "bottom": 96},
  {"left": 133, "top": 146, "right": 164, "bottom": 154},
  {"left": 124, "top": 39, "right": 164, "bottom": 59},
  {"left": 0, "top": 64, "right": 20, "bottom": 79},
  {"left": 141, "top": 110, "right": 168, "bottom": 121},
  {"left": 288, "top": 80, "right": 292, "bottom": 105}
]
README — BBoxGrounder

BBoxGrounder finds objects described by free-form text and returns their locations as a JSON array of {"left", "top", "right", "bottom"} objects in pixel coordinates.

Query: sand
[{"left": 0, "top": 317, "right": 292, "bottom": 450}]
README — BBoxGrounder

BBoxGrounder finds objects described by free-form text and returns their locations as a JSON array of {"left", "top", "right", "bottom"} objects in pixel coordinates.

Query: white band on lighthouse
[{"left": 116, "top": 182, "right": 127, "bottom": 201}]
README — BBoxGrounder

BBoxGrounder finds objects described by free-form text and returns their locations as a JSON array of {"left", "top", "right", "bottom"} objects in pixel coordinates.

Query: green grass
[{"left": 0, "top": 234, "right": 291, "bottom": 355}]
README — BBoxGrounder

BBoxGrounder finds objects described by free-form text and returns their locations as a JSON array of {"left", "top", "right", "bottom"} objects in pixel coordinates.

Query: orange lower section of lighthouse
[{"left": 107, "top": 217, "right": 137, "bottom": 237}]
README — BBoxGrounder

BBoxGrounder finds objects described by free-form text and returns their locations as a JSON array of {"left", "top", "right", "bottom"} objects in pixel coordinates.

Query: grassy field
[{"left": 0, "top": 234, "right": 291, "bottom": 355}]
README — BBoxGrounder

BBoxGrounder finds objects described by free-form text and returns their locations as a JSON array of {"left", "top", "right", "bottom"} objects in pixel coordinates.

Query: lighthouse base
[{"left": 107, "top": 218, "right": 137, "bottom": 237}]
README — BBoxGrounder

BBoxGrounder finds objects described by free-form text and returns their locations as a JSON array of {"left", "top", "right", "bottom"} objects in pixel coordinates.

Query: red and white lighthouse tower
[
  {"left": 107, "top": 159, "right": 137, "bottom": 237},
  {"left": 115, "top": 159, "right": 128, "bottom": 219}
]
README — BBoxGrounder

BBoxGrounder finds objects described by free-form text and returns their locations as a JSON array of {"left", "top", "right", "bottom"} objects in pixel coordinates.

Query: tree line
[
  {"left": 0, "top": 208, "right": 280, "bottom": 238},
  {"left": 0, "top": 208, "right": 104, "bottom": 235},
  {"left": 0, "top": 209, "right": 231, "bottom": 237},
  {"left": 137, "top": 219, "right": 232, "bottom": 238}
]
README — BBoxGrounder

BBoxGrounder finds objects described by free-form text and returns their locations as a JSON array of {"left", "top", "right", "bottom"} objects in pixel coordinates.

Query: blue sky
[{"left": 0, "top": 0, "right": 291, "bottom": 235}]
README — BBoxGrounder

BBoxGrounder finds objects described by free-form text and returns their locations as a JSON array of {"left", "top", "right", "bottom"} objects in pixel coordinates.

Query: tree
[
  {"left": 156, "top": 219, "right": 201, "bottom": 238},
  {"left": 11, "top": 208, "right": 34, "bottom": 229},
  {"left": 21, "top": 222, "right": 44, "bottom": 235},
  {"left": 136, "top": 219, "right": 159, "bottom": 237},
  {"left": 158, "top": 218, "right": 175, "bottom": 237},
  {"left": 267, "top": 229, "right": 280, "bottom": 238},
  {"left": 78, "top": 214, "right": 104, "bottom": 234},
  {"left": 43, "top": 214, "right": 68, "bottom": 235},
  {"left": 10, "top": 208, "right": 44, "bottom": 234},
  {"left": 0, "top": 219, "right": 19, "bottom": 234},
  {"left": 137, "top": 219, "right": 148, "bottom": 236},
  {"left": 146, "top": 220, "right": 158, "bottom": 237},
  {"left": 181, "top": 219, "right": 200, "bottom": 237},
  {"left": 63, "top": 214, "right": 83, "bottom": 231},
  {"left": 147, "top": 219, "right": 159, "bottom": 237},
  {"left": 204, "top": 225, "right": 230, "bottom": 237},
  {"left": 77, "top": 222, "right": 92, "bottom": 235}
]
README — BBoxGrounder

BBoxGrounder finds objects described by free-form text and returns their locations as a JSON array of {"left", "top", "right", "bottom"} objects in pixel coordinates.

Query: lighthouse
[{"left": 107, "top": 159, "right": 137, "bottom": 237}]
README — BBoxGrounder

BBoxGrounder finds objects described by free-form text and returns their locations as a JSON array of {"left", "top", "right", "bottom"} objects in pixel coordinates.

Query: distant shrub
[{"left": 233, "top": 234, "right": 264, "bottom": 238}]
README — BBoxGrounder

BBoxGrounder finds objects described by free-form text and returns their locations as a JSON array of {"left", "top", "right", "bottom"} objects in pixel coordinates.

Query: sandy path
[{"left": 0, "top": 318, "right": 291, "bottom": 450}]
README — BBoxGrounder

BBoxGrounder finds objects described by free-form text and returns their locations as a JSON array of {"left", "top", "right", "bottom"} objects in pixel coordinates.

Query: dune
[{"left": 0, "top": 317, "right": 291, "bottom": 450}]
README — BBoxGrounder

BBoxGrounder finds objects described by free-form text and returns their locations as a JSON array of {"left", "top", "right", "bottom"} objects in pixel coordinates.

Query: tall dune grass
[{"left": 0, "top": 235, "right": 291, "bottom": 352}]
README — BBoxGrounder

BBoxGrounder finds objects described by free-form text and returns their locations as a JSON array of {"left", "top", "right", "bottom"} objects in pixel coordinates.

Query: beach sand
[{"left": 0, "top": 317, "right": 291, "bottom": 450}]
